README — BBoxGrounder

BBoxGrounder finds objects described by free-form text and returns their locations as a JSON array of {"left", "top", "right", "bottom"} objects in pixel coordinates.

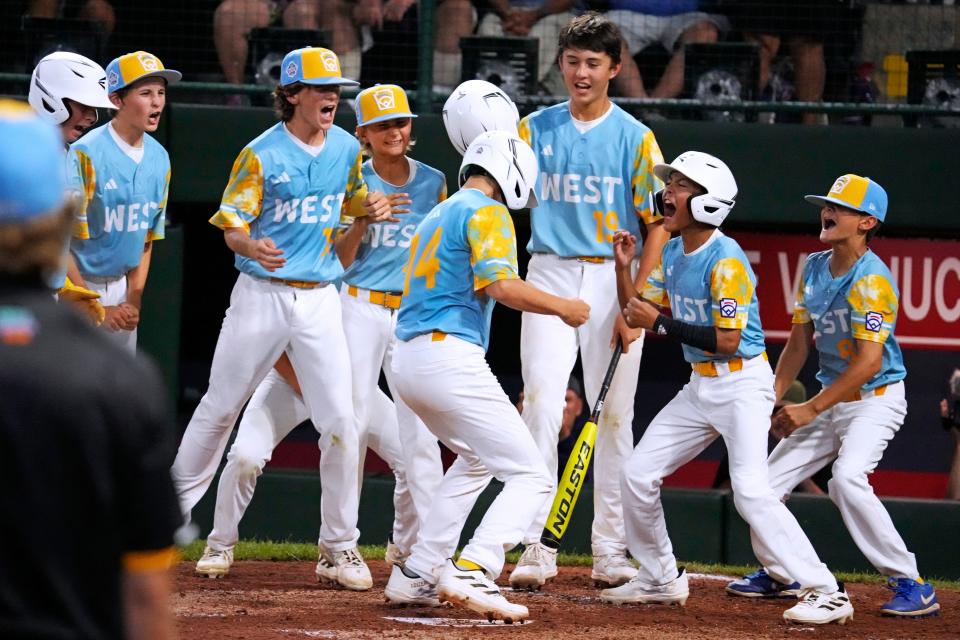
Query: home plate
[{"left": 385, "top": 616, "right": 534, "bottom": 627}]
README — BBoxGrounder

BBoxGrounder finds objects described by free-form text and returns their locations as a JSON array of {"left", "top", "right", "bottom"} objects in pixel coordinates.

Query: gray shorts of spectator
[{"left": 608, "top": 11, "right": 730, "bottom": 55}]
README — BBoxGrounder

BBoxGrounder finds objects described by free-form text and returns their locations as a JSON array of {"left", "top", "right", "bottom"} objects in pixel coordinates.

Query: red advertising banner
[{"left": 728, "top": 232, "right": 960, "bottom": 351}]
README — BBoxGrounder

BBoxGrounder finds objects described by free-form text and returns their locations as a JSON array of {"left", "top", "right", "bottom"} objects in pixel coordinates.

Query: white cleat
[
  {"left": 600, "top": 567, "right": 689, "bottom": 606},
  {"left": 592, "top": 553, "right": 638, "bottom": 587},
  {"left": 195, "top": 546, "right": 233, "bottom": 579},
  {"left": 315, "top": 545, "right": 373, "bottom": 591},
  {"left": 783, "top": 586, "right": 854, "bottom": 625},
  {"left": 384, "top": 564, "right": 442, "bottom": 606},
  {"left": 438, "top": 559, "right": 529, "bottom": 624},
  {"left": 385, "top": 539, "right": 410, "bottom": 568},
  {"left": 509, "top": 542, "right": 558, "bottom": 590}
]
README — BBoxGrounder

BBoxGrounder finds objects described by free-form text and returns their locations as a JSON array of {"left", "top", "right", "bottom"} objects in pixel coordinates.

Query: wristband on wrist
[{"left": 652, "top": 313, "right": 718, "bottom": 353}]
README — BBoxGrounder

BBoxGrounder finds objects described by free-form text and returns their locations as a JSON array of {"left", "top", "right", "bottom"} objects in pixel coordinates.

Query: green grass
[{"left": 178, "top": 540, "right": 960, "bottom": 590}]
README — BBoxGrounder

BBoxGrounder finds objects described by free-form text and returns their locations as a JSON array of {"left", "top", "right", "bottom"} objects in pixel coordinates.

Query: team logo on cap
[
  {"left": 138, "top": 53, "right": 160, "bottom": 72},
  {"left": 286, "top": 61, "right": 298, "bottom": 78},
  {"left": 719, "top": 298, "right": 737, "bottom": 319},
  {"left": 865, "top": 311, "right": 883, "bottom": 332},
  {"left": 108, "top": 70, "right": 119, "bottom": 89},
  {"left": 320, "top": 50, "right": 339, "bottom": 73},
  {"left": 830, "top": 175, "right": 850, "bottom": 196},
  {"left": 373, "top": 88, "right": 396, "bottom": 111}
]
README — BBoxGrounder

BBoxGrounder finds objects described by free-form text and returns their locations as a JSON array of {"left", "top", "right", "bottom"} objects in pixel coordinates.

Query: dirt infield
[{"left": 174, "top": 561, "right": 955, "bottom": 639}]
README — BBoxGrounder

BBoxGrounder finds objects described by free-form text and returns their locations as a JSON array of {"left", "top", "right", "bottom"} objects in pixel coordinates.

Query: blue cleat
[
  {"left": 726, "top": 568, "right": 802, "bottom": 598},
  {"left": 880, "top": 577, "right": 941, "bottom": 617}
]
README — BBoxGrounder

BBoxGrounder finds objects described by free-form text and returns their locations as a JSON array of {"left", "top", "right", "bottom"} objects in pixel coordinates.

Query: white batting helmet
[
  {"left": 29, "top": 51, "right": 115, "bottom": 125},
  {"left": 459, "top": 130, "right": 538, "bottom": 210},
  {"left": 443, "top": 80, "right": 519, "bottom": 156},
  {"left": 653, "top": 151, "right": 737, "bottom": 227}
]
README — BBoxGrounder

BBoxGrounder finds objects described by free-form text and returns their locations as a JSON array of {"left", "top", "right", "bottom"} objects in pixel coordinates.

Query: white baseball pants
[
  {"left": 84, "top": 274, "right": 136, "bottom": 353},
  {"left": 755, "top": 381, "right": 918, "bottom": 580},
  {"left": 393, "top": 334, "right": 553, "bottom": 582},
  {"left": 621, "top": 356, "right": 838, "bottom": 592},
  {"left": 205, "top": 370, "right": 405, "bottom": 552},
  {"left": 520, "top": 254, "right": 643, "bottom": 556},
  {"left": 340, "top": 286, "right": 443, "bottom": 554},
  {"left": 171, "top": 273, "right": 361, "bottom": 550}
]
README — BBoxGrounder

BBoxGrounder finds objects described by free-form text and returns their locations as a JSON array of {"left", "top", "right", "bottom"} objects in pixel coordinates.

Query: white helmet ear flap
[
  {"left": 653, "top": 189, "right": 665, "bottom": 216},
  {"left": 689, "top": 193, "right": 735, "bottom": 226}
]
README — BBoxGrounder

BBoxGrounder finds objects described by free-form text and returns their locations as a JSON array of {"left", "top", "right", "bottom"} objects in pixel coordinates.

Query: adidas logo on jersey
[
  {"left": 542, "top": 144, "right": 553, "bottom": 156},
  {"left": 271, "top": 172, "right": 292, "bottom": 185},
  {"left": 104, "top": 178, "right": 119, "bottom": 190}
]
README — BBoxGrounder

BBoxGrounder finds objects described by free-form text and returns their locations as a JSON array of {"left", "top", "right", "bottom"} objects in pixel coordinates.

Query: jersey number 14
[{"left": 402, "top": 226, "right": 443, "bottom": 295}]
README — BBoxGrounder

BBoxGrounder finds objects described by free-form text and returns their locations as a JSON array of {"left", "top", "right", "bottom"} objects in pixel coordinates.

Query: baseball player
[
  {"left": 67, "top": 51, "right": 180, "bottom": 351},
  {"left": 726, "top": 175, "right": 940, "bottom": 618},
  {"left": 28, "top": 51, "right": 113, "bottom": 320},
  {"left": 383, "top": 130, "right": 590, "bottom": 622},
  {"left": 601, "top": 151, "right": 853, "bottom": 626},
  {"left": 511, "top": 12, "right": 670, "bottom": 589},
  {"left": 194, "top": 84, "right": 444, "bottom": 581},
  {"left": 171, "top": 47, "right": 393, "bottom": 591},
  {"left": 338, "top": 84, "right": 446, "bottom": 564}
]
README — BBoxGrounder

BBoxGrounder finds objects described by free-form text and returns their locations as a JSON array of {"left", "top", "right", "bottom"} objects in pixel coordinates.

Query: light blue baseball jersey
[
  {"left": 396, "top": 188, "right": 520, "bottom": 350},
  {"left": 519, "top": 102, "right": 664, "bottom": 258},
  {"left": 342, "top": 158, "right": 447, "bottom": 292},
  {"left": 210, "top": 123, "right": 368, "bottom": 283},
  {"left": 48, "top": 149, "right": 83, "bottom": 290},
  {"left": 792, "top": 250, "right": 906, "bottom": 390},
  {"left": 643, "top": 231, "right": 766, "bottom": 363},
  {"left": 69, "top": 125, "right": 169, "bottom": 277}
]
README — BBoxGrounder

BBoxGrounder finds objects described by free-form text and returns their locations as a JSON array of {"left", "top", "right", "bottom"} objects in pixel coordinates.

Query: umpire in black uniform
[{"left": 0, "top": 99, "right": 182, "bottom": 639}]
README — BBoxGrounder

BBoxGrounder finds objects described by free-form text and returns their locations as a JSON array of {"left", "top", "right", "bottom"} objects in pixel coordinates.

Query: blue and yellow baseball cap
[
  {"left": 105, "top": 51, "right": 181, "bottom": 94},
  {"left": 804, "top": 174, "right": 888, "bottom": 222},
  {"left": 281, "top": 47, "right": 359, "bottom": 87},
  {"left": 0, "top": 100, "right": 66, "bottom": 222},
  {"left": 355, "top": 84, "right": 417, "bottom": 127}
]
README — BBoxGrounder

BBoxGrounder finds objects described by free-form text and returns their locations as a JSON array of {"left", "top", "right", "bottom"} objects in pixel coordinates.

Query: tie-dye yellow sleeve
[
  {"left": 72, "top": 148, "right": 95, "bottom": 239},
  {"left": 209, "top": 148, "right": 263, "bottom": 231},
  {"left": 710, "top": 257, "right": 754, "bottom": 329},
  {"left": 438, "top": 181, "right": 447, "bottom": 203},
  {"left": 147, "top": 168, "right": 170, "bottom": 242},
  {"left": 518, "top": 115, "right": 532, "bottom": 146},
  {"left": 792, "top": 273, "right": 811, "bottom": 324},
  {"left": 632, "top": 129, "right": 665, "bottom": 225},
  {"left": 640, "top": 257, "right": 669, "bottom": 308},
  {"left": 342, "top": 151, "right": 370, "bottom": 220},
  {"left": 848, "top": 274, "right": 897, "bottom": 343},
  {"left": 468, "top": 204, "right": 520, "bottom": 290}
]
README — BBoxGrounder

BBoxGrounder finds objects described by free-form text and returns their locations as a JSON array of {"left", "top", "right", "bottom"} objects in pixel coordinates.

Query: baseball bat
[{"left": 540, "top": 340, "right": 624, "bottom": 549}]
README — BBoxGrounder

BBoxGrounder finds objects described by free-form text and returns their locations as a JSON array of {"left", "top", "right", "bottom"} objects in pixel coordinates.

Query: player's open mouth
[
  {"left": 147, "top": 111, "right": 161, "bottom": 122},
  {"left": 574, "top": 82, "right": 591, "bottom": 91},
  {"left": 822, "top": 218, "right": 837, "bottom": 230},
  {"left": 321, "top": 105, "right": 336, "bottom": 115},
  {"left": 662, "top": 198, "right": 677, "bottom": 217}
]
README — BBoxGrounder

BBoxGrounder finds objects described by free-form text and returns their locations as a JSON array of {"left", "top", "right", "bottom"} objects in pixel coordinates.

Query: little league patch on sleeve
[
  {"left": 865, "top": 310, "right": 884, "bottom": 332},
  {"left": 719, "top": 298, "right": 737, "bottom": 319}
]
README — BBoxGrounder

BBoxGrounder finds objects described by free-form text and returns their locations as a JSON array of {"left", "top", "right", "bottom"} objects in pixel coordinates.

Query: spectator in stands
[
  {"left": 214, "top": 0, "right": 475, "bottom": 93},
  {"left": 941, "top": 368, "right": 960, "bottom": 500},
  {"left": 26, "top": 0, "right": 116, "bottom": 35},
  {"left": 477, "top": 0, "right": 579, "bottom": 87},
  {"left": 730, "top": 1, "right": 844, "bottom": 125},
  {"left": 516, "top": 376, "right": 588, "bottom": 482},
  {"left": 346, "top": 0, "right": 477, "bottom": 91},
  {"left": 608, "top": 0, "right": 729, "bottom": 100}
]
